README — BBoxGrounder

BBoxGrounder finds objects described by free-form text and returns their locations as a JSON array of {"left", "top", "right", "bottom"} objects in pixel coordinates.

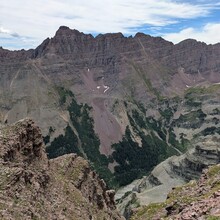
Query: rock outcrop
[
  {"left": 131, "top": 164, "right": 220, "bottom": 220},
  {"left": 115, "top": 137, "right": 220, "bottom": 218},
  {"left": 0, "top": 119, "right": 124, "bottom": 220}
]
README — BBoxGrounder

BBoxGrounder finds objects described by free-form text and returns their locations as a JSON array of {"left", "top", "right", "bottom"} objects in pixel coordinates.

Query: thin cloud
[
  {"left": 0, "top": 26, "right": 37, "bottom": 50},
  {"left": 0, "top": 26, "right": 20, "bottom": 38},
  {"left": 163, "top": 23, "right": 220, "bottom": 44},
  {"left": 0, "top": 27, "right": 11, "bottom": 35}
]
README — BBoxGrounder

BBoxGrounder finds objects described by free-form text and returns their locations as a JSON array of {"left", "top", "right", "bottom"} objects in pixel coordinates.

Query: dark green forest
[{"left": 45, "top": 87, "right": 186, "bottom": 188}]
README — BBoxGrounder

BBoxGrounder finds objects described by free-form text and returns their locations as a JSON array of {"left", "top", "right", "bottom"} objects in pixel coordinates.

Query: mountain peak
[
  {"left": 58, "top": 25, "right": 70, "bottom": 30},
  {"left": 55, "top": 26, "right": 82, "bottom": 37}
]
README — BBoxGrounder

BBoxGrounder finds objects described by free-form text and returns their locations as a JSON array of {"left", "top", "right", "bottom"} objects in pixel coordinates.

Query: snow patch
[
  {"left": 97, "top": 86, "right": 101, "bottom": 89},
  {"left": 186, "top": 85, "right": 191, "bottom": 88},
  {"left": 104, "top": 86, "right": 109, "bottom": 93}
]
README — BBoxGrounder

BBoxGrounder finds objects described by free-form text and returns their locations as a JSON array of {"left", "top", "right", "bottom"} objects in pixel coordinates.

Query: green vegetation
[
  {"left": 185, "top": 84, "right": 220, "bottom": 97},
  {"left": 112, "top": 109, "right": 170, "bottom": 186},
  {"left": 207, "top": 165, "right": 220, "bottom": 178},
  {"left": 185, "top": 98, "right": 202, "bottom": 108},
  {"left": 46, "top": 125, "right": 81, "bottom": 159},
  {"left": 179, "top": 109, "right": 206, "bottom": 123},
  {"left": 206, "top": 216, "right": 220, "bottom": 220},
  {"left": 116, "top": 191, "right": 132, "bottom": 203},
  {"left": 184, "top": 85, "right": 220, "bottom": 108},
  {"left": 55, "top": 86, "right": 74, "bottom": 105},
  {"left": 43, "top": 126, "right": 55, "bottom": 145},
  {"left": 200, "top": 126, "right": 220, "bottom": 136},
  {"left": 131, "top": 165, "right": 220, "bottom": 219},
  {"left": 130, "top": 62, "right": 163, "bottom": 100},
  {"left": 211, "top": 108, "right": 220, "bottom": 115},
  {"left": 46, "top": 87, "right": 116, "bottom": 188},
  {"left": 68, "top": 100, "right": 116, "bottom": 187},
  {"left": 168, "top": 129, "right": 189, "bottom": 153},
  {"left": 159, "top": 107, "right": 173, "bottom": 121},
  {"left": 43, "top": 135, "right": 50, "bottom": 145},
  {"left": 111, "top": 99, "right": 193, "bottom": 186},
  {"left": 132, "top": 106, "right": 185, "bottom": 154},
  {"left": 172, "top": 109, "right": 206, "bottom": 129},
  {"left": 131, "top": 202, "right": 165, "bottom": 220},
  {"left": 47, "top": 85, "right": 211, "bottom": 188}
]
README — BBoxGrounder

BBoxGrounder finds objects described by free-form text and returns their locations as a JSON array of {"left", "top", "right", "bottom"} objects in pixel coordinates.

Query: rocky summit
[{"left": 0, "top": 119, "right": 123, "bottom": 220}]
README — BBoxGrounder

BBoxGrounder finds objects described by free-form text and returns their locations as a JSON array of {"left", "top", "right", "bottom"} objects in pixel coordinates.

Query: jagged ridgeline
[{"left": 1, "top": 27, "right": 220, "bottom": 191}]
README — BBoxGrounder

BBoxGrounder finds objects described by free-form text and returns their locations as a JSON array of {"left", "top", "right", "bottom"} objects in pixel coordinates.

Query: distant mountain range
[{"left": 0, "top": 26, "right": 219, "bottom": 191}]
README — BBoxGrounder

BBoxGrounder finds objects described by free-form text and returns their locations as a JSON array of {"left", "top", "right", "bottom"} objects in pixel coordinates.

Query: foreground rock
[
  {"left": 0, "top": 119, "right": 124, "bottom": 220},
  {"left": 131, "top": 164, "right": 220, "bottom": 220}
]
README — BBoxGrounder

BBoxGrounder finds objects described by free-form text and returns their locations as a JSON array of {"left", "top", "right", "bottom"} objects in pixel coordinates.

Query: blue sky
[{"left": 1, "top": 0, "right": 220, "bottom": 50}]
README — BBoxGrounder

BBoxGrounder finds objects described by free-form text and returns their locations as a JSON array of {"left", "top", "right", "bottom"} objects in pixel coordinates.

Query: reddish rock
[{"left": 0, "top": 119, "right": 124, "bottom": 220}]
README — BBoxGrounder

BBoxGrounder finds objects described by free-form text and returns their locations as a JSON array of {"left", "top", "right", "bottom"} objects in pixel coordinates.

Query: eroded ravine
[{"left": 82, "top": 69, "right": 123, "bottom": 155}]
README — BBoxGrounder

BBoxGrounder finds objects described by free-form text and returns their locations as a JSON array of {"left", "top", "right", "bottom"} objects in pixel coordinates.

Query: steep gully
[{"left": 82, "top": 69, "right": 122, "bottom": 155}]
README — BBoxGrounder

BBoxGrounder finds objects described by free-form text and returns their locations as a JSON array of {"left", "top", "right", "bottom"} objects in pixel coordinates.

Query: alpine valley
[{"left": 0, "top": 26, "right": 220, "bottom": 219}]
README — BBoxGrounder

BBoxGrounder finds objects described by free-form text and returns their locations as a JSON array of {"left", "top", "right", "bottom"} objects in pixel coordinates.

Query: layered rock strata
[{"left": 131, "top": 164, "right": 220, "bottom": 219}]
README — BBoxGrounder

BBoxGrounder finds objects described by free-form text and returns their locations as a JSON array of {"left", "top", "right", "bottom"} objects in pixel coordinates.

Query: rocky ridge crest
[{"left": 0, "top": 119, "right": 123, "bottom": 220}]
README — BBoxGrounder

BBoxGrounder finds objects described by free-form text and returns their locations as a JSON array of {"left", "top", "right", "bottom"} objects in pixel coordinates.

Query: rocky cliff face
[
  {"left": 0, "top": 119, "right": 123, "bottom": 220},
  {"left": 1, "top": 26, "right": 220, "bottom": 134}
]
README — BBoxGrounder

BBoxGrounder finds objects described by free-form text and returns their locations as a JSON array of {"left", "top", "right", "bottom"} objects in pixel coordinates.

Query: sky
[{"left": 1, "top": 0, "right": 220, "bottom": 50}]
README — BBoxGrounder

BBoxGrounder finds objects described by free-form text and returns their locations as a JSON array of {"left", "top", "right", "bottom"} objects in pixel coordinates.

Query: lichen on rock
[
  {"left": 0, "top": 118, "right": 124, "bottom": 220},
  {"left": 131, "top": 164, "right": 220, "bottom": 220}
]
